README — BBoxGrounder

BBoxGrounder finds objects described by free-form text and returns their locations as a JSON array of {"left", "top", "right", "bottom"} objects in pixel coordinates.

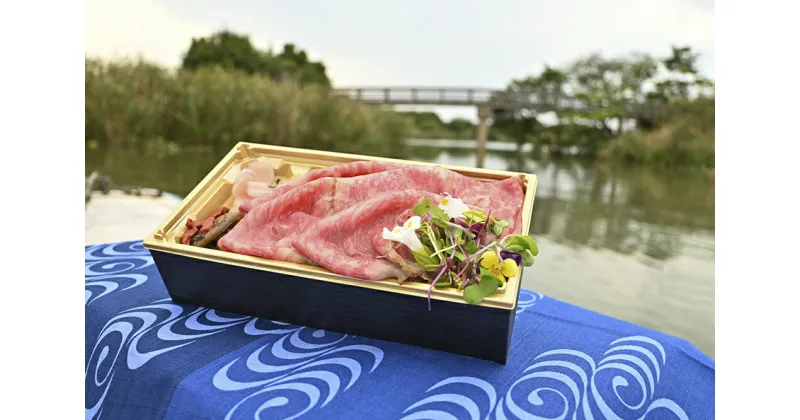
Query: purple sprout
[
  {"left": 427, "top": 264, "right": 449, "bottom": 311},
  {"left": 451, "top": 218, "right": 468, "bottom": 227},
  {"left": 468, "top": 222, "right": 483, "bottom": 236},
  {"left": 449, "top": 218, "right": 486, "bottom": 243}
]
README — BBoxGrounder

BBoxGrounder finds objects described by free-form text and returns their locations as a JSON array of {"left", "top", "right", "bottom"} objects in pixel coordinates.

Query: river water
[{"left": 86, "top": 141, "right": 715, "bottom": 358}]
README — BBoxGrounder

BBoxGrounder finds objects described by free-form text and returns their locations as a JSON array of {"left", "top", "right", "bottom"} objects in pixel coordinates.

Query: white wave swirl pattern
[
  {"left": 85, "top": 273, "right": 149, "bottom": 306},
  {"left": 85, "top": 299, "right": 251, "bottom": 420},
  {"left": 402, "top": 335, "right": 689, "bottom": 420},
  {"left": 213, "top": 328, "right": 384, "bottom": 420},
  {"left": 85, "top": 256, "right": 154, "bottom": 277},
  {"left": 516, "top": 290, "right": 545, "bottom": 316},
  {"left": 85, "top": 241, "right": 150, "bottom": 259},
  {"left": 401, "top": 376, "right": 497, "bottom": 420},
  {"left": 85, "top": 242, "right": 155, "bottom": 306}
]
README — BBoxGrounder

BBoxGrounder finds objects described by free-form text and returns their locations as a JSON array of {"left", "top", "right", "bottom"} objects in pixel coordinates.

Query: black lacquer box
[{"left": 144, "top": 143, "right": 538, "bottom": 364}]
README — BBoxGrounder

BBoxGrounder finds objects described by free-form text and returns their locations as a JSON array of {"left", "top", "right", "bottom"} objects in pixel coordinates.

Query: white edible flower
[
  {"left": 438, "top": 193, "right": 470, "bottom": 219},
  {"left": 382, "top": 216, "right": 424, "bottom": 252},
  {"left": 403, "top": 216, "right": 422, "bottom": 230}
]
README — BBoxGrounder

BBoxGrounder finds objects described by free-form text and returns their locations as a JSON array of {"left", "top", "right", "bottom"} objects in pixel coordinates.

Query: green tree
[
  {"left": 651, "top": 46, "right": 713, "bottom": 103},
  {"left": 492, "top": 67, "right": 569, "bottom": 149},
  {"left": 182, "top": 30, "right": 268, "bottom": 74},
  {"left": 513, "top": 66, "right": 569, "bottom": 108},
  {"left": 181, "top": 30, "right": 330, "bottom": 86},
  {"left": 270, "top": 44, "right": 331, "bottom": 87},
  {"left": 564, "top": 53, "right": 658, "bottom": 137},
  {"left": 489, "top": 46, "right": 713, "bottom": 163}
]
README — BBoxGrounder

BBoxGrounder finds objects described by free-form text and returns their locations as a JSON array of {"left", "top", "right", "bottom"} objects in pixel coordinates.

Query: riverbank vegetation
[
  {"left": 599, "top": 97, "right": 714, "bottom": 167},
  {"left": 85, "top": 63, "right": 411, "bottom": 158},
  {"left": 85, "top": 30, "right": 713, "bottom": 168},
  {"left": 86, "top": 31, "right": 412, "bottom": 158},
  {"left": 407, "top": 47, "right": 715, "bottom": 168}
]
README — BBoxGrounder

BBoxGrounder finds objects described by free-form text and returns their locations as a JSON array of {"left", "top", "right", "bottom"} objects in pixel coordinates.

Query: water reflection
[
  {"left": 409, "top": 147, "right": 715, "bottom": 262},
  {"left": 530, "top": 159, "right": 714, "bottom": 260},
  {"left": 86, "top": 142, "right": 715, "bottom": 357}
]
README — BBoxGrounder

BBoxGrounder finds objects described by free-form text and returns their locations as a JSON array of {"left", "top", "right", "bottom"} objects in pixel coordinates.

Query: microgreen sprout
[{"left": 383, "top": 195, "right": 540, "bottom": 309}]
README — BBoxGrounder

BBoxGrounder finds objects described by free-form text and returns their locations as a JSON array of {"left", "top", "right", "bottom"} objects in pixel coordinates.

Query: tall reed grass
[{"left": 85, "top": 58, "right": 412, "bottom": 158}]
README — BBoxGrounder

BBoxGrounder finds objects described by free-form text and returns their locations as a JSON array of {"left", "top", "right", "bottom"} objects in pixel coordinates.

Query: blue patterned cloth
[{"left": 85, "top": 241, "right": 715, "bottom": 420}]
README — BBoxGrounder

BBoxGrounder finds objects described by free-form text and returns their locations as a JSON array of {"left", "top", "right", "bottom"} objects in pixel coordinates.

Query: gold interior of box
[{"left": 143, "top": 142, "right": 538, "bottom": 310}]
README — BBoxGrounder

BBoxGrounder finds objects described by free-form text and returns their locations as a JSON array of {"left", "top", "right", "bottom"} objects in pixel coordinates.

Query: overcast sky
[{"left": 85, "top": 0, "right": 714, "bottom": 121}]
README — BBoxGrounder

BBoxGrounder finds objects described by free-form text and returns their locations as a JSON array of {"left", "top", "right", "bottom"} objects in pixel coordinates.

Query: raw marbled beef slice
[
  {"left": 331, "top": 166, "right": 479, "bottom": 213},
  {"left": 239, "top": 160, "right": 411, "bottom": 213},
  {"left": 460, "top": 174, "right": 526, "bottom": 235},
  {"left": 292, "top": 190, "right": 444, "bottom": 281},
  {"left": 332, "top": 166, "right": 526, "bottom": 234},
  {"left": 218, "top": 178, "right": 337, "bottom": 264}
]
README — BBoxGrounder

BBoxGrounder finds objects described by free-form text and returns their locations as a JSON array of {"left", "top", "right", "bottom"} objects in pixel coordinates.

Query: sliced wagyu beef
[
  {"left": 238, "top": 160, "right": 411, "bottom": 213},
  {"left": 331, "top": 166, "right": 474, "bottom": 213},
  {"left": 460, "top": 175, "right": 526, "bottom": 236},
  {"left": 292, "top": 190, "right": 444, "bottom": 282},
  {"left": 333, "top": 166, "right": 526, "bottom": 235},
  {"left": 217, "top": 161, "right": 527, "bottom": 282},
  {"left": 218, "top": 178, "right": 336, "bottom": 264}
]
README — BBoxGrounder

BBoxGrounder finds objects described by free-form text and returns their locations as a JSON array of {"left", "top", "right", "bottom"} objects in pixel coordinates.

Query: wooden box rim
[{"left": 143, "top": 142, "right": 538, "bottom": 310}]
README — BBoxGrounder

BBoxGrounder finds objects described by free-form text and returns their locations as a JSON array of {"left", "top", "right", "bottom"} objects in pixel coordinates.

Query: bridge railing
[
  {"left": 336, "top": 87, "right": 498, "bottom": 106},
  {"left": 335, "top": 87, "right": 665, "bottom": 118}
]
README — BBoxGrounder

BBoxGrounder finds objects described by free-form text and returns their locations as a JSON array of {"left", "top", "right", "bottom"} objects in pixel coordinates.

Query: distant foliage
[
  {"left": 84, "top": 57, "right": 410, "bottom": 158},
  {"left": 487, "top": 45, "right": 714, "bottom": 166},
  {"left": 601, "top": 97, "right": 714, "bottom": 168},
  {"left": 181, "top": 30, "right": 331, "bottom": 87},
  {"left": 398, "top": 112, "right": 476, "bottom": 140}
]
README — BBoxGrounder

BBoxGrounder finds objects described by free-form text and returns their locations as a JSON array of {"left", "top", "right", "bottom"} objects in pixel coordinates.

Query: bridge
[{"left": 335, "top": 87, "right": 664, "bottom": 167}]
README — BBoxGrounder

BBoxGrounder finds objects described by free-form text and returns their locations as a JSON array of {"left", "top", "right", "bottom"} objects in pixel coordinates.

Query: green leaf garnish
[
  {"left": 412, "top": 249, "right": 440, "bottom": 271},
  {"left": 501, "top": 235, "right": 539, "bottom": 266},
  {"left": 479, "top": 274, "right": 499, "bottom": 296},
  {"left": 520, "top": 249, "right": 536, "bottom": 266},
  {"left": 463, "top": 274, "right": 500, "bottom": 305},
  {"left": 491, "top": 219, "right": 510, "bottom": 235},
  {"left": 464, "top": 210, "right": 486, "bottom": 223},
  {"left": 429, "top": 206, "right": 449, "bottom": 223},
  {"left": 431, "top": 242, "right": 459, "bottom": 260},
  {"left": 430, "top": 215, "right": 451, "bottom": 230},
  {"left": 506, "top": 235, "right": 539, "bottom": 256},
  {"left": 434, "top": 276, "right": 452, "bottom": 288},
  {"left": 463, "top": 284, "right": 485, "bottom": 304},
  {"left": 412, "top": 199, "right": 433, "bottom": 216}
]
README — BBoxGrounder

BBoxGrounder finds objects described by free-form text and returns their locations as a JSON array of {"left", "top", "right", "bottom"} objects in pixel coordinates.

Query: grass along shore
[
  {"left": 86, "top": 57, "right": 713, "bottom": 169},
  {"left": 85, "top": 58, "right": 411, "bottom": 159}
]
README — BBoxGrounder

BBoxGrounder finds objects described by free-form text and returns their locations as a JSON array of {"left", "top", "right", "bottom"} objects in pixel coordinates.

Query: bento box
[{"left": 143, "top": 142, "right": 538, "bottom": 364}]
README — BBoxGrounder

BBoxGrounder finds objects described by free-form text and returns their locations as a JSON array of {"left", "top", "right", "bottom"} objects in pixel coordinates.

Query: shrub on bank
[
  {"left": 85, "top": 57, "right": 411, "bottom": 158},
  {"left": 600, "top": 98, "right": 715, "bottom": 168}
]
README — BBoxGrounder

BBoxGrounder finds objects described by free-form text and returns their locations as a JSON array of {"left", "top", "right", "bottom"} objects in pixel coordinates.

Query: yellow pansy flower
[{"left": 480, "top": 251, "right": 518, "bottom": 281}]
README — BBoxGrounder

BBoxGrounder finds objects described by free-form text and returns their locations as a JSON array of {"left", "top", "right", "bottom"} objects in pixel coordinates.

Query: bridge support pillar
[{"left": 475, "top": 105, "right": 492, "bottom": 168}]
